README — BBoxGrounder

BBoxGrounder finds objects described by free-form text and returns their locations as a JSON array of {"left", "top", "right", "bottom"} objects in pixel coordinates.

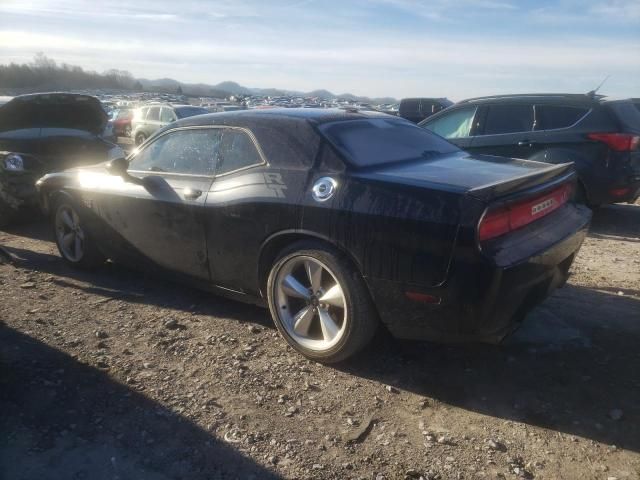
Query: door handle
[
  {"left": 517, "top": 140, "right": 535, "bottom": 146},
  {"left": 183, "top": 188, "right": 203, "bottom": 200}
]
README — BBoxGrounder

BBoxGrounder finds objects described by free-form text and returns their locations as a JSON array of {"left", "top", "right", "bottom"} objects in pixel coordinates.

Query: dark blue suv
[{"left": 420, "top": 94, "right": 640, "bottom": 207}]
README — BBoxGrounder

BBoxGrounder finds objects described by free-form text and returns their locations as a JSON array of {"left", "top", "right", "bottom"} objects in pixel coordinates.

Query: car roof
[
  {"left": 173, "top": 107, "right": 395, "bottom": 128},
  {"left": 455, "top": 93, "right": 609, "bottom": 106}
]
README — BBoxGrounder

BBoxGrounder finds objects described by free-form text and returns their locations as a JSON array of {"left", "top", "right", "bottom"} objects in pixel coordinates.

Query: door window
[
  {"left": 423, "top": 107, "right": 477, "bottom": 139},
  {"left": 160, "top": 107, "right": 176, "bottom": 123},
  {"left": 146, "top": 106, "right": 161, "bottom": 122},
  {"left": 216, "top": 129, "right": 264, "bottom": 175},
  {"left": 129, "top": 128, "right": 221, "bottom": 175},
  {"left": 535, "top": 105, "right": 589, "bottom": 130},
  {"left": 482, "top": 104, "right": 534, "bottom": 135}
]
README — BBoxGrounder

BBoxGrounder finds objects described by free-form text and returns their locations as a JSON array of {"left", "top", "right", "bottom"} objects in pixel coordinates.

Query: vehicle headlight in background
[
  {"left": 107, "top": 145, "right": 126, "bottom": 161},
  {"left": 3, "top": 153, "right": 24, "bottom": 171}
]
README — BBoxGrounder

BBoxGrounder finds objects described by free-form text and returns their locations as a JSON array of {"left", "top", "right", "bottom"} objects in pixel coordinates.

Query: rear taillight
[
  {"left": 587, "top": 133, "right": 640, "bottom": 152},
  {"left": 478, "top": 183, "right": 573, "bottom": 242}
]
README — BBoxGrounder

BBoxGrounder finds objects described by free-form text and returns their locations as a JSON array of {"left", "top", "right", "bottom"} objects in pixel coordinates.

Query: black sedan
[{"left": 37, "top": 109, "right": 591, "bottom": 362}]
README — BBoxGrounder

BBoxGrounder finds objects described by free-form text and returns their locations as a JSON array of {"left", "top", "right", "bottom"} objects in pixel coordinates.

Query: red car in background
[{"left": 110, "top": 108, "right": 134, "bottom": 138}]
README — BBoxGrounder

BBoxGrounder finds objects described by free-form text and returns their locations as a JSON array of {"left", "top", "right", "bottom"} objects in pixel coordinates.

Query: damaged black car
[
  {"left": 37, "top": 109, "right": 591, "bottom": 362},
  {"left": 0, "top": 93, "right": 123, "bottom": 226}
]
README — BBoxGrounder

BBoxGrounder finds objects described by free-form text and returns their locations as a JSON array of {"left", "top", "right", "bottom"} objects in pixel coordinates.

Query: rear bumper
[{"left": 366, "top": 203, "right": 591, "bottom": 343}]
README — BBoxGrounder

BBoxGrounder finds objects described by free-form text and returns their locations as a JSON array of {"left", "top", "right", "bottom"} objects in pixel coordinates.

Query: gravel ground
[{"left": 1, "top": 203, "right": 639, "bottom": 480}]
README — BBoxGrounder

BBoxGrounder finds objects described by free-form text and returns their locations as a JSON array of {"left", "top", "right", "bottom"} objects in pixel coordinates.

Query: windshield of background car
[
  {"left": 421, "top": 106, "right": 477, "bottom": 139},
  {"left": 319, "top": 118, "right": 460, "bottom": 168},
  {"left": 175, "top": 107, "right": 209, "bottom": 119}
]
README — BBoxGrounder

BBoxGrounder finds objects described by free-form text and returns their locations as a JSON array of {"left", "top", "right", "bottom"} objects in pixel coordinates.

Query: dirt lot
[{"left": 1, "top": 203, "right": 639, "bottom": 480}]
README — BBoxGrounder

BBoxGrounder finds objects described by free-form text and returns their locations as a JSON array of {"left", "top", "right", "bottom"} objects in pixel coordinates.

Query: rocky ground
[{"left": 0, "top": 203, "right": 639, "bottom": 480}]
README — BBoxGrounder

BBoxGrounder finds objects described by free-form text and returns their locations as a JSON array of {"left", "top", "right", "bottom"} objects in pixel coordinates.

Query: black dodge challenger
[{"left": 37, "top": 109, "right": 591, "bottom": 362}]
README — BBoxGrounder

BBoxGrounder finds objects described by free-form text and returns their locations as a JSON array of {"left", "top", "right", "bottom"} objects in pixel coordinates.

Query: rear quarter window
[{"left": 535, "top": 105, "right": 589, "bottom": 130}]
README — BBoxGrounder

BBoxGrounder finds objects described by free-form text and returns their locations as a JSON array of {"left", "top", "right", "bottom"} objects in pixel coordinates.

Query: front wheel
[
  {"left": 267, "top": 242, "right": 378, "bottom": 363},
  {"left": 53, "top": 199, "right": 105, "bottom": 269},
  {"left": 134, "top": 132, "right": 147, "bottom": 146}
]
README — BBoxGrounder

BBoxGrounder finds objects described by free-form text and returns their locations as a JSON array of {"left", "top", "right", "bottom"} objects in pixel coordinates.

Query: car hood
[
  {"left": 0, "top": 93, "right": 108, "bottom": 135},
  {"left": 353, "top": 151, "right": 574, "bottom": 202}
]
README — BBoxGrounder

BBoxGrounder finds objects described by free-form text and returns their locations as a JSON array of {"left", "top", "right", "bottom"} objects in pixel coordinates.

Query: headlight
[{"left": 3, "top": 153, "right": 24, "bottom": 172}]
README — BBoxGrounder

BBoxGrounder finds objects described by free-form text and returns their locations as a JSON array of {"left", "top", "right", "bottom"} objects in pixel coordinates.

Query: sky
[{"left": 1, "top": 0, "right": 639, "bottom": 100}]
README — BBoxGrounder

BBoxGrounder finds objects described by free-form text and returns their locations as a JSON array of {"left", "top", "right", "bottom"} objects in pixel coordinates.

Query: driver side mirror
[{"left": 106, "top": 157, "right": 142, "bottom": 185}]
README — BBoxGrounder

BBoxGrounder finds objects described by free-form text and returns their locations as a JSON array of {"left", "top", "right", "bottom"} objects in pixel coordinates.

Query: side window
[
  {"left": 160, "top": 107, "right": 176, "bottom": 123},
  {"left": 424, "top": 107, "right": 477, "bottom": 139},
  {"left": 134, "top": 107, "right": 147, "bottom": 121},
  {"left": 217, "top": 129, "right": 264, "bottom": 175},
  {"left": 128, "top": 128, "right": 221, "bottom": 175},
  {"left": 482, "top": 104, "right": 534, "bottom": 135},
  {"left": 535, "top": 105, "right": 589, "bottom": 130},
  {"left": 146, "top": 106, "right": 161, "bottom": 122}
]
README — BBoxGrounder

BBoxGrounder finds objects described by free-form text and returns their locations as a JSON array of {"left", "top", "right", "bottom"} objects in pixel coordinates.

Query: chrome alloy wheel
[
  {"left": 274, "top": 256, "right": 347, "bottom": 351},
  {"left": 55, "top": 205, "right": 85, "bottom": 262}
]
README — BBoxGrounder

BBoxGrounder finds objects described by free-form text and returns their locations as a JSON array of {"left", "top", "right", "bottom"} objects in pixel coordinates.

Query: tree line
[{"left": 0, "top": 54, "right": 143, "bottom": 93}]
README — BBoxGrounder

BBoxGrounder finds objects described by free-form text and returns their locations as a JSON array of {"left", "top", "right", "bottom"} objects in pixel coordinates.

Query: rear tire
[
  {"left": 267, "top": 241, "right": 378, "bottom": 363},
  {"left": 124, "top": 125, "right": 132, "bottom": 138},
  {"left": 52, "top": 198, "right": 105, "bottom": 269}
]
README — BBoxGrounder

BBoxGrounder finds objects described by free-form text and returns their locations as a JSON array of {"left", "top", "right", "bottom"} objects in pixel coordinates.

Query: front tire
[
  {"left": 267, "top": 241, "right": 378, "bottom": 363},
  {"left": 134, "top": 132, "right": 147, "bottom": 146},
  {"left": 53, "top": 199, "right": 105, "bottom": 269}
]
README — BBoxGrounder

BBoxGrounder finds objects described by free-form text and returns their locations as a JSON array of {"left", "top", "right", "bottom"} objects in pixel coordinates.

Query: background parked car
[
  {"left": 109, "top": 108, "right": 134, "bottom": 138},
  {"left": 0, "top": 93, "right": 123, "bottom": 226},
  {"left": 131, "top": 104, "right": 209, "bottom": 145},
  {"left": 420, "top": 94, "right": 640, "bottom": 207},
  {"left": 399, "top": 97, "right": 453, "bottom": 123}
]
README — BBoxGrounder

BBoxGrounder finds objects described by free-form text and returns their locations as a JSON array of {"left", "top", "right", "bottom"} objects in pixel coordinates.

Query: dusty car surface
[
  {"left": 0, "top": 93, "right": 123, "bottom": 226},
  {"left": 37, "top": 109, "right": 591, "bottom": 362}
]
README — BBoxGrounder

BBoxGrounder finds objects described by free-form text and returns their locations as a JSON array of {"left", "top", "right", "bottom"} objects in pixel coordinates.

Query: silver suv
[{"left": 131, "top": 104, "right": 208, "bottom": 145}]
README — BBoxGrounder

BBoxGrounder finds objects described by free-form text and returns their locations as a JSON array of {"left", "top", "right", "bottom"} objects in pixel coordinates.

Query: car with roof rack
[{"left": 419, "top": 93, "right": 640, "bottom": 206}]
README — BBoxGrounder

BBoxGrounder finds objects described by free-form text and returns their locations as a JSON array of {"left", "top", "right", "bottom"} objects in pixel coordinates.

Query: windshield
[
  {"left": 175, "top": 106, "right": 208, "bottom": 119},
  {"left": 319, "top": 118, "right": 459, "bottom": 168}
]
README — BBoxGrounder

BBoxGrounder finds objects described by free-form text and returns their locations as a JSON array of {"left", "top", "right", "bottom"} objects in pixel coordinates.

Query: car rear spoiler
[{"left": 467, "top": 162, "right": 575, "bottom": 203}]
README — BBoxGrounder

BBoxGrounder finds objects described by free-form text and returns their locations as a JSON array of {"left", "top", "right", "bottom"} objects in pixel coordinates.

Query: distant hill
[
  {"left": 0, "top": 55, "right": 398, "bottom": 103},
  {"left": 139, "top": 77, "right": 397, "bottom": 103}
]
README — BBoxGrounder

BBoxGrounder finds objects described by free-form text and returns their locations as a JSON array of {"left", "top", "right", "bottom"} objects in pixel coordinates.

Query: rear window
[
  {"left": 482, "top": 104, "right": 534, "bottom": 135},
  {"left": 535, "top": 105, "right": 589, "bottom": 130},
  {"left": 175, "top": 107, "right": 208, "bottom": 119},
  {"left": 400, "top": 99, "right": 420, "bottom": 114},
  {"left": 320, "top": 118, "right": 459, "bottom": 168}
]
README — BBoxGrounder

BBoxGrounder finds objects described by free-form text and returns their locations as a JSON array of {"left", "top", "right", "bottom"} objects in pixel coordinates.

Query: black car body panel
[
  {"left": 37, "top": 109, "right": 591, "bottom": 343},
  {"left": 0, "top": 93, "right": 118, "bottom": 223},
  {"left": 420, "top": 94, "right": 640, "bottom": 206}
]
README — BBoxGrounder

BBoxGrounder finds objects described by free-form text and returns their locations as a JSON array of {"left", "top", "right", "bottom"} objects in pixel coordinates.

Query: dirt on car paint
[{"left": 1, "top": 202, "right": 639, "bottom": 480}]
